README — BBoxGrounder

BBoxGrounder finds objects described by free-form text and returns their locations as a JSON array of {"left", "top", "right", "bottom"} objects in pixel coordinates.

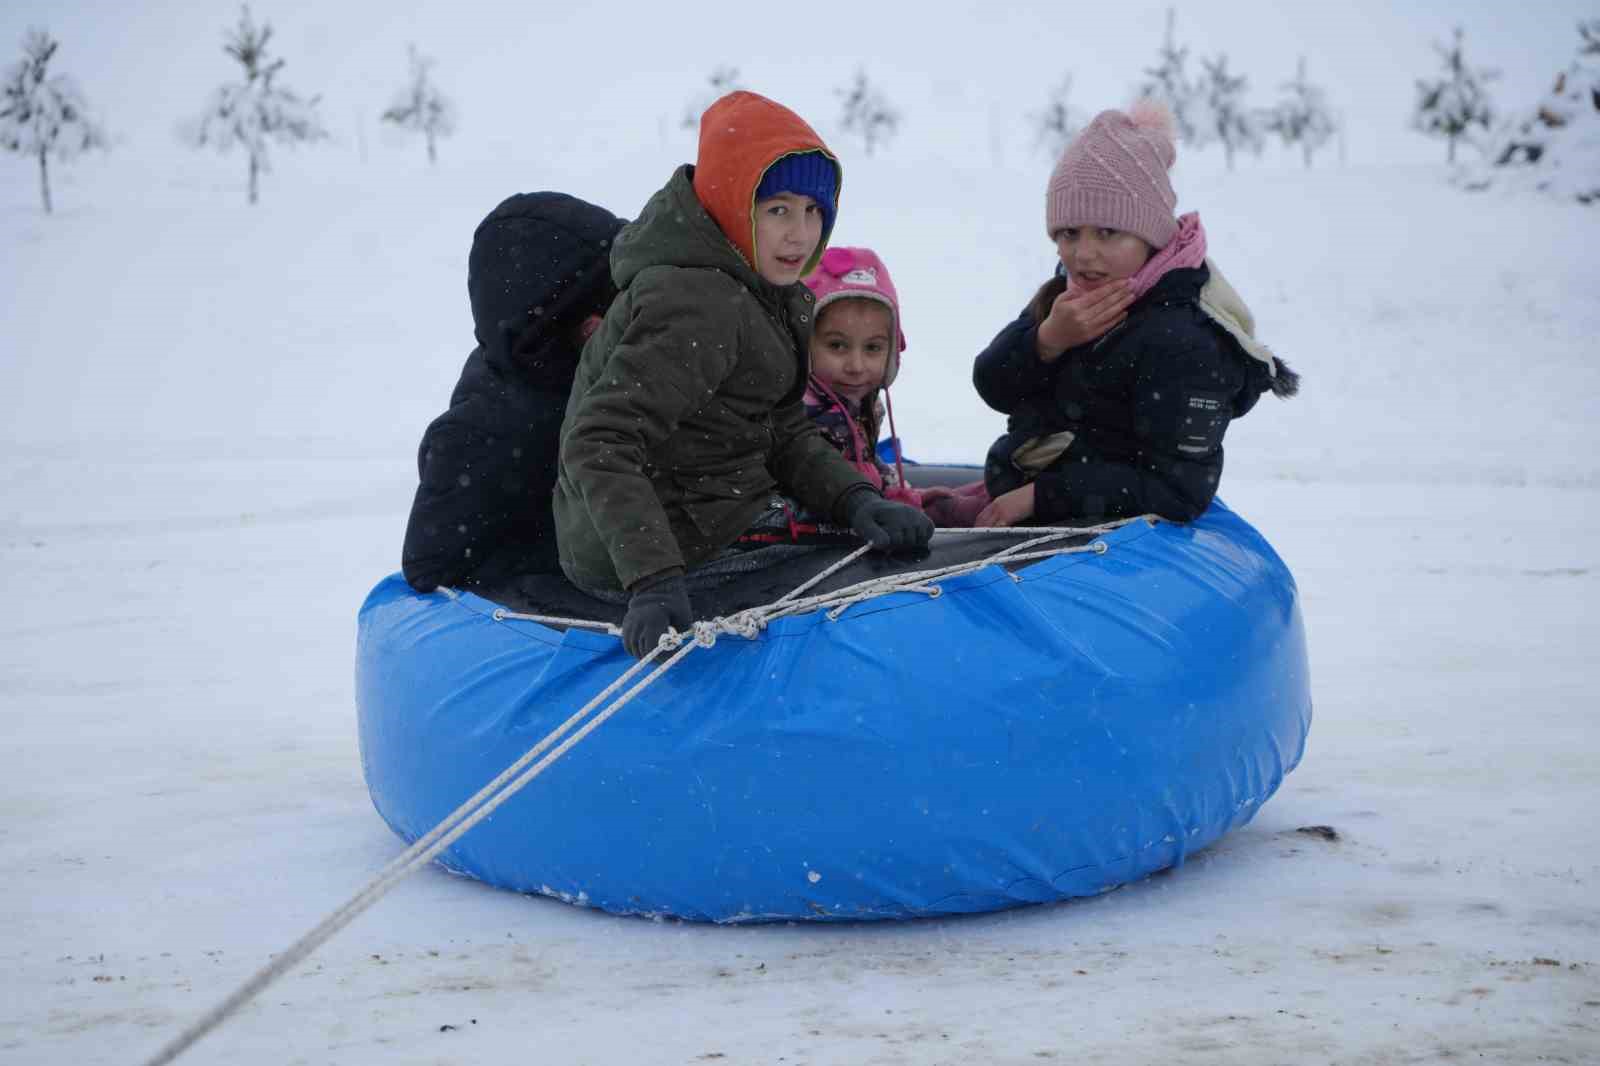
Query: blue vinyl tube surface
[{"left": 355, "top": 500, "right": 1311, "bottom": 922}]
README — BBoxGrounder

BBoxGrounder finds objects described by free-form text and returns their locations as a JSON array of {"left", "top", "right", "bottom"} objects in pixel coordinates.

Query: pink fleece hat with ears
[{"left": 803, "top": 246, "right": 907, "bottom": 386}]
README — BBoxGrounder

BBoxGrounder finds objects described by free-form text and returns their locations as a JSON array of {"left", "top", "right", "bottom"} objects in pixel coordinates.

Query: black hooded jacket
[
  {"left": 401, "top": 193, "right": 625, "bottom": 592},
  {"left": 974, "top": 263, "right": 1294, "bottom": 524}
]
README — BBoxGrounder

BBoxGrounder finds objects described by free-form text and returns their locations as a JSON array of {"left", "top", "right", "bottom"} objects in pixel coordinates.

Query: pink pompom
[{"left": 1127, "top": 99, "right": 1176, "bottom": 141}]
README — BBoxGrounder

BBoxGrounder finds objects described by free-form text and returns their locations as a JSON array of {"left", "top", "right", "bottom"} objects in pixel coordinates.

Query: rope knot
[{"left": 720, "top": 611, "right": 764, "bottom": 641}]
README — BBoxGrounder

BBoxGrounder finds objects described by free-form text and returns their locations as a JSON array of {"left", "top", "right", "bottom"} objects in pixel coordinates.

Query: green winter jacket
[{"left": 553, "top": 166, "right": 870, "bottom": 591}]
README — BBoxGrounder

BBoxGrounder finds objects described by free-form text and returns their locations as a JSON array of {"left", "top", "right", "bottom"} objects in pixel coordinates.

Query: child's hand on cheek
[
  {"left": 974, "top": 484, "right": 1036, "bottom": 528},
  {"left": 1037, "top": 282, "right": 1134, "bottom": 362}
]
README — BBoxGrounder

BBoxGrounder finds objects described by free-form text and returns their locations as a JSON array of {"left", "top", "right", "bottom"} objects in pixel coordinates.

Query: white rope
[
  {"left": 141, "top": 517, "right": 1147, "bottom": 1065},
  {"left": 491, "top": 607, "right": 621, "bottom": 634},
  {"left": 484, "top": 543, "right": 880, "bottom": 635},
  {"left": 140, "top": 639, "right": 692, "bottom": 1066},
  {"left": 772, "top": 542, "right": 875, "bottom": 605},
  {"left": 923, "top": 521, "right": 1140, "bottom": 537},
  {"left": 776, "top": 538, "right": 1114, "bottom": 625}
]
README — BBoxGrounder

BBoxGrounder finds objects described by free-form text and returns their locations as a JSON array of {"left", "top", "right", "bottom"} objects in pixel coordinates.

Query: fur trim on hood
[{"left": 1198, "top": 261, "right": 1301, "bottom": 398}]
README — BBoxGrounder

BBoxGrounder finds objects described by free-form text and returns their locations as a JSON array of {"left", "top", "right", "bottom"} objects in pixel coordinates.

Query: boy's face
[{"left": 753, "top": 192, "right": 825, "bottom": 286}]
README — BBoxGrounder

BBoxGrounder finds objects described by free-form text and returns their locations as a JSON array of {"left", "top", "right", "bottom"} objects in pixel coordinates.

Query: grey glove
[
  {"left": 622, "top": 572, "right": 692, "bottom": 658},
  {"left": 840, "top": 488, "right": 935, "bottom": 552}
]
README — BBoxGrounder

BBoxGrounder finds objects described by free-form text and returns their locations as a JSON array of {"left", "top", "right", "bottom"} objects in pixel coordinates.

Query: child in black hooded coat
[{"left": 401, "top": 192, "right": 624, "bottom": 592}]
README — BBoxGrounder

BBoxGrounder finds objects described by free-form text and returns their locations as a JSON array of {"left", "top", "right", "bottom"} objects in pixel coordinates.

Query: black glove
[
  {"left": 622, "top": 572, "right": 693, "bottom": 659},
  {"left": 840, "top": 488, "right": 935, "bottom": 552}
]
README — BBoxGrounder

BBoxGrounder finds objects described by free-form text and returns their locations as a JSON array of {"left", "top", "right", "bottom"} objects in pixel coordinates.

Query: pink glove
[{"left": 922, "top": 482, "right": 990, "bottom": 528}]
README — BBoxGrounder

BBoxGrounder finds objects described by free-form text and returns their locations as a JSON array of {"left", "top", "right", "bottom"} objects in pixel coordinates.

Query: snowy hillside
[{"left": 3, "top": 2, "right": 1599, "bottom": 1062}]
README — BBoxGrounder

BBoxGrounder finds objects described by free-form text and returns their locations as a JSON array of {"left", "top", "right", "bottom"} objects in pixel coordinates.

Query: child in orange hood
[{"left": 554, "top": 91, "right": 933, "bottom": 658}]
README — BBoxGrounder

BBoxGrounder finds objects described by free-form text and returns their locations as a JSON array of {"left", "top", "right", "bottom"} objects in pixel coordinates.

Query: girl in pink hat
[
  {"left": 803, "top": 247, "right": 988, "bottom": 524},
  {"left": 972, "top": 102, "right": 1298, "bottom": 528}
]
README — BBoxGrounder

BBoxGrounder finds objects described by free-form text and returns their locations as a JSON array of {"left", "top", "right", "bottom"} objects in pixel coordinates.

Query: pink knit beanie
[
  {"left": 1045, "top": 102, "right": 1179, "bottom": 250},
  {"left": 803, "top": 245, "right": 906, "bottom": 386}
]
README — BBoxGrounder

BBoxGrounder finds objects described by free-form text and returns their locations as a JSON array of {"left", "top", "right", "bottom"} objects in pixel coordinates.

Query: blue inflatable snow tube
[{"left": 356, "top": 500, "right": 1311, "bottom": 922}]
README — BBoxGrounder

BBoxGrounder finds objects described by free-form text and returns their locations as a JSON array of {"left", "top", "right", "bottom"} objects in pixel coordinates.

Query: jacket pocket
[{"left": 670, "top": 469, "right": 774, "bottom": 541}]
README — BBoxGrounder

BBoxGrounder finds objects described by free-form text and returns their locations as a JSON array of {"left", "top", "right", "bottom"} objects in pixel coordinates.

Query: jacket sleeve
[
  {"left": 1031, "top": 334, "right": 1244, "bottom": 525},
  {"left": 401, "top": 411, "right": 499, "bottom": 593},
  {"left": 973, "top": 311, "right": 1056, "bottom": 414},
  {"left": 559, "top": 270, "right": 743, "bottom": 589},
  {"left": 769, "top": 399, "right": 872, "bottom": 517}
]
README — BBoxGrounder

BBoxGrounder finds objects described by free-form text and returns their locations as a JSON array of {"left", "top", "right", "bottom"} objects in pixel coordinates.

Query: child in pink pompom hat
[
  {"left": 972, "top": 101, "right": 1298, "bottom": 528},
  {"left": 802, "top": 246, "right": 987, "bottom": 524}
]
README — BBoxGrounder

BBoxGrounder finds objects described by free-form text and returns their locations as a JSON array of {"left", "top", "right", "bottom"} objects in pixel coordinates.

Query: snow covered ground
[{"left": 4, "top": 87, "right": 1599, "bottom": 1066}]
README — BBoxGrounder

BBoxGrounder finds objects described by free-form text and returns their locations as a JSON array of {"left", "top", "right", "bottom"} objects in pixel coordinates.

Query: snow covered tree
[
  {"left": 1458, "top": 20, "right": 1600, "bottom": 204},
  {"left": 1197, "top": 54, "right": 1263, "bottom": 170},
  {"left": 381, "top": 45, "right": 455, "bottom": 165},
  {"left": 680, "top": 66, "right": 742, "bottom": 130},
  {"left": 1266, "top": 56, "right": 1336, "bottom": 169},
  {"left": 1137, "top": 8, "right": 1204, "bottom": 146},
  {"left": 836, "top": 69, "right": 900, "bottom": 157},
  {"left": 184, "top": 7, "right": 328, "bottom": 205},
  {"left": 1412, "top": 26, "right": 1497, "bottom": 164},
  {"left": 1030, "top": 74, "right": 1085, "bottom": 158},
  {"left": 0, "top": 29, "right": 108, "bottom": 214}
]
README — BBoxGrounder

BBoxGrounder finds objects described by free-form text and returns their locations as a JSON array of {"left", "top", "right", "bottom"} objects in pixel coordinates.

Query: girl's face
[
  {"left": 753, "top": 192, "right": 825, "bottom": 285},
  {"left": 809, "top": 299, "right": 893, "bottom": 403},
  {"left": 1053, "top": 226, "right": 1155, "bottom": 290}
]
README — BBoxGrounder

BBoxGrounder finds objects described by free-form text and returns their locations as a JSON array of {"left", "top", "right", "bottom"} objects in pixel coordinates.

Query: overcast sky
[{"left": 2, "top": 0, "right": 1593, "bottom": 174}]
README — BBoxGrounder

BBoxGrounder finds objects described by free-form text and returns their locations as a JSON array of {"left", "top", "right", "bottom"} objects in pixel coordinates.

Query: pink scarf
[{"left": 1126, "top": 212, "right": 1207, "bottom": 300}]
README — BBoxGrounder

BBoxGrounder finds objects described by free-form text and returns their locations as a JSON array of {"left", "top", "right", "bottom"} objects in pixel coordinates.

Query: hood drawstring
[
  {"left": 809, "top": 373, "right": 908, "bottom": 491},
  {"left": 808, "top": 376, "right": 871, "bottom": 468},
  {"left": 882, "top": 385, "right": 907, "bottom": 490}
]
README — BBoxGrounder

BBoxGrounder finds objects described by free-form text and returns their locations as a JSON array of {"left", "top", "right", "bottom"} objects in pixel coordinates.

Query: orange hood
[{"left": 692, "top": 91, "right": 840, "bottom": 274}]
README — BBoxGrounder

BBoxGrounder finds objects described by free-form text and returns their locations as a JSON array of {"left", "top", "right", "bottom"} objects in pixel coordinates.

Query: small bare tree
[
  {"left": 837, "top": 69, "right": 900, "bottom": 157},
  {"left": 1412, "top": 26, "right": 1498, "bottom": 164},
  {"left": 184, "top": 6, "right": 328, "bottom": 205},
  {"left": 680, "top": 66, "right": 742, "bottom": 130},
  {"left": 1137, "top": 8, "right": 1203, "bottom": 145},
  {"left": 1197, "top": 54, "right": 1263, "bottom": 170},
  {"left": 1267, "top": 56, "right": 1337, "bottom": 168},
  {"left": 382, "top": 45, "right": 456, "bottom": 165},
  {"left": 1031, "top": 74, "right": 1085, "bottom": 158},
  {"left": 0, "top": 29, "right": 108, "bottom": 214}
]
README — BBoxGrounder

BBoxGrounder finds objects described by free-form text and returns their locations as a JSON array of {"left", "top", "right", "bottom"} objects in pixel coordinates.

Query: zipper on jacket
[{"left": 1091, "top": 319, "right": 1130, "bottom": 352}]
